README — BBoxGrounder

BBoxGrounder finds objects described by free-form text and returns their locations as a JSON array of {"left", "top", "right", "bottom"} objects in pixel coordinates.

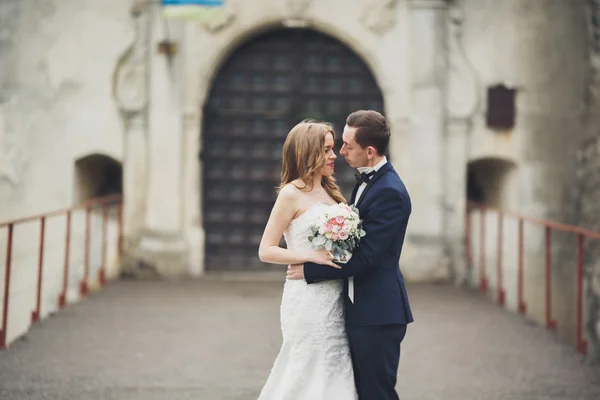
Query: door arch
[{"left": 202, "top": 28, "right": 384, "bottom": 271}]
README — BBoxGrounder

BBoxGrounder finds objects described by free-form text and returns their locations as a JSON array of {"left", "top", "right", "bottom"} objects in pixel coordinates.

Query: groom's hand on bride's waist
[{"left": 286, "top": 264, "right": 304, "bottom": 280}]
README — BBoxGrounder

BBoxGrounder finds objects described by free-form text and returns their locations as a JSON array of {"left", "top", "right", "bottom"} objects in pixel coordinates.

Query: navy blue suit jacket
[{"left": 304, "top": 162, "right": 414, "bottom": 327}]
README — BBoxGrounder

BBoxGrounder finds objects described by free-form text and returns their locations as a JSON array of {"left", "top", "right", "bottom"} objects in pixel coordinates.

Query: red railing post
[
  {"left": 497, "top": 212, "right": 505, "bottom": 306},
  {"left": 80, "top": 206, "right": 91, "bottom": 296},
  {"left": 31, "top": 217, "right": 46, "bottom": 323},
  {"left": 98, "top": 204, "right": 108, "bottom": 285},
  {"left": 576, "top": 234, "right": 587, "bottom": 354},
  {"left": 1, "top": 224, "right": 14, "bottom": 349},
  {"left": 0, "top": 194, "right": 122, "bottom": 349},
  {"left": 418, "top": 199, "right": 600, "bottom": 355},
  {"left": 479, "top": 206, "right": 488, "bottom": 293},
  {"left": 545, "top": 226, "right": 556, "bottom": 330},
  {"left": 465, "top": 202, "right": 472, "bottom": 268},
  {"left": 58, "top": 211, "right": 72, "bottom": 309},
  {"left": 117, "top": 203, "right": 123, "bottom": 257},
  {"left": 517, "top": 218, "right": 527, "bottom": 314}
]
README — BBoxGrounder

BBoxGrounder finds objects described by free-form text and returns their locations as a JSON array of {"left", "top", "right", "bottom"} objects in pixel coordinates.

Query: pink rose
[
  {"left": 332, "top": 234, "right": 339, "bottom": 241},
  {"left": 335, "top": 216, "right": 345, "bottom": 224},
  {"left": 329, "top": 218, "right": 337, "bottom": 225},
  {"left": 339, "top": 231, "right": 349, "bottom": 240},
  {"left": 324, "top": 223, "right": 333, "bottom": 232}
]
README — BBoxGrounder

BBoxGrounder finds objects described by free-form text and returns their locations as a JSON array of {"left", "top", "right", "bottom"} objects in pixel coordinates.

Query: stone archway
[
  {"left": 74, "top": 153, "right": 123, "bottom": 203},
  {"left": 201, "top": 28, "right": 384, "bottom": 272},
  {"left": 467, "top": 157, "right": 517, "bottom": 209}
]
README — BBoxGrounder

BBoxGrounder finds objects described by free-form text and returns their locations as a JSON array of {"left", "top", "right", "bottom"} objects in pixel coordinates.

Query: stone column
[
  {"left": 135, "top": 3, "right": 187, "bottom": 276},
  {"left": 404, "top": 0, "right": 449, "bottom": 280},
  {"left": 444, "top": 5, "right": 480, "bottom": 285},
  {"left": 114, "top": 2, "right": 150, "bottom": 253},
  {"left": 182, "top": 109, "right": 204, "bottom": 277},
  {"left": 122, "top": 117, "right": 148, "bottom": 246},
  {"left": 180, "top": 18, "right": 210, "bottom": 277}
]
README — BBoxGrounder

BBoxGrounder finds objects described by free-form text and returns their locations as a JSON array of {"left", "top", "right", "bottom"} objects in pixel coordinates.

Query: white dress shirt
[
  {"left": 349, "top": 156, "right": 387, "bottom": 303},
  {"left": 354, "top": 157, "right": 388, "bottom": 204}
]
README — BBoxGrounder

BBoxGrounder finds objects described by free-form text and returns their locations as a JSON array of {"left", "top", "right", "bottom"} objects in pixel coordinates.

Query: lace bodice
[{"left": 283, "top": 202, "right": 328, "bottom": 252}]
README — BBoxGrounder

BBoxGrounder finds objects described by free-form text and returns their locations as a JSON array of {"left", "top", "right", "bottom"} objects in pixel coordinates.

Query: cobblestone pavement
[{"left": 0, "top": 278, "right": 599, "bottom": 400}]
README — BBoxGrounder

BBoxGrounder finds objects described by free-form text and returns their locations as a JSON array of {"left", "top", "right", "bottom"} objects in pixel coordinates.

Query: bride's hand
[{"left": 310, "top": 249, "right": 341, "bottom": 269}]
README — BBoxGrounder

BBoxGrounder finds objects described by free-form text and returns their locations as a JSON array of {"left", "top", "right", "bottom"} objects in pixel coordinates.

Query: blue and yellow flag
[{"left": 162, "top": 0, "right": 226, "bottom": 22}]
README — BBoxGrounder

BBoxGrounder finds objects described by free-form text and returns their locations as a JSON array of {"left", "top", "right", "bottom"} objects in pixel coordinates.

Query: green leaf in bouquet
[{"left": 313, "top": 236, "right": 327, "bottom": 247}]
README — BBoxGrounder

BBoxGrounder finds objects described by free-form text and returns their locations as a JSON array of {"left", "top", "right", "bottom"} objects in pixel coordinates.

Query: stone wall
[
  {"left": 0, "top": 0, "right": 133, "bottom": 347},
  {"left": 457, "top": 0, "right": 590, "bottom": 216},
  {"left": 571, "top": 136, "right": 600, "bottom": 362},
  {"left": 549, "top": 0, "right": 600, "bottom": 362},
  {"left": 446, "top": 0, "right": 600, "bottom": 361},
  {"left": 454, "top": 0, "right": 590, "bottom": 331},
  {"left": 0, "top": 0, "right": 131, "bottom": 218}
]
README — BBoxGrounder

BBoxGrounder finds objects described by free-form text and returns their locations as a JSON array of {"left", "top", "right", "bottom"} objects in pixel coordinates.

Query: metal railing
[
  {"left": 465, "top": 200, "right": 600, "bottom": 355},
  {"left": 0, "top": 194, "right": 123, "bottom": 349}
]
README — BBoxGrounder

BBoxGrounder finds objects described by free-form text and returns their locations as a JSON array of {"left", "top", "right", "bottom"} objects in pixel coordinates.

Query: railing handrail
[
  {"left": 467, "top": 200, "right": 600, "bottom": 240},
  {"left": 1, "top": 193, "right": 123, "bottom": 349},
  {"left": 0, "top": 193, "right": 123, "bottom": 228},
  {"left": 466, "top": 200, "right": 598, "bottom": 357}
]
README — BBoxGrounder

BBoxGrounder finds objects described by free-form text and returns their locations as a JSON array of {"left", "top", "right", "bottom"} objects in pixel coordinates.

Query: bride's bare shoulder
[{"left": 279, "top": 180, "right": 306, "bottom": 199}]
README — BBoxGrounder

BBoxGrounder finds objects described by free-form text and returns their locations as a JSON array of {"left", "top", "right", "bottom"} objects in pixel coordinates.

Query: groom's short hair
[{"left": 346, "top": 110, "right": 390, "bottom": 156}]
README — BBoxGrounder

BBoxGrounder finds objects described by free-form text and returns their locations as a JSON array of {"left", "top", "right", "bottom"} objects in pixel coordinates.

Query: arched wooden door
[{"left": 202, "top": 28, "right": 384, "bottom": 271}]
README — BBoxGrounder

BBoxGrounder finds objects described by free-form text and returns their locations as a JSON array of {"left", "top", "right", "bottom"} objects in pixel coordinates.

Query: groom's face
[{"left": 340, "top": 125, "right": 369, "bottom": 168}]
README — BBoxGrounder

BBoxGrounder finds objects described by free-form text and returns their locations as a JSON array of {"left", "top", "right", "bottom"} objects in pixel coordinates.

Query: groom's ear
[{"left": 366, "top": 146, "right": 376, "bottom": 159}]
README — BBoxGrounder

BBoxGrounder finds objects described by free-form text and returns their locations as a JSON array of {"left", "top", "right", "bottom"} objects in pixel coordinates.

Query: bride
[{"left": 257, "top": 120, "right": 357, "bottom": 399}]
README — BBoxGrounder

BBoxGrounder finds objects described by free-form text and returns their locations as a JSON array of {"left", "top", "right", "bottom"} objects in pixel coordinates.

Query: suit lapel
[
  {"left": 356, "top": 162, "right": 393, "bottom": 208},
  {"left": 350, "top": 183, "right": 360, "bottom": 205}
]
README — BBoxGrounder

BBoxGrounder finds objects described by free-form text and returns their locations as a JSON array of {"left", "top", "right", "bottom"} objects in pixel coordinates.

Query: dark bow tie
[{"left": 355, "top": 170, "right": 375, "bottom": 185}]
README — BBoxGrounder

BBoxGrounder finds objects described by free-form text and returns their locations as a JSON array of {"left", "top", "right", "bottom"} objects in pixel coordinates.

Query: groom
[{"left": 287, "top": 110, "right": 413, "bottom": 400}]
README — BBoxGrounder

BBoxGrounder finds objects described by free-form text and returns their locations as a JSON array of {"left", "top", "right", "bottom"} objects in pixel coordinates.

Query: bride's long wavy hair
[{"left": 278, "top": 120, "right": 346, "bottom": 204}]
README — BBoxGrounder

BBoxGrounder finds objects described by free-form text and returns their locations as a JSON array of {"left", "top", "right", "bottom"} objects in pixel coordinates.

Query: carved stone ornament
[
  {"left": 589, "top": 0, "right": 600, "bottom": 98},
  {"left": 591, "top": 0, "right": 600, "bottom": 54},
  {"left": 284, "top": 0, "right": 312, "bottom": 18},
  {"left": 0, "top": 97, "right": 32, "bottom": 186},
  {"left": 361, "top": 0, "right": 399, "bottom": 35},
  {"left": 114, "top": 6, "right": 148, "bottom": 114},
  {"left": 408, "top": 0, "right": 448, "bottom": 9},
  {"left": 446, "top": 5, "right": 480, "bottom": 120},
  {"left": 201, "top": 1, "right": 236, "bottom": 33}
]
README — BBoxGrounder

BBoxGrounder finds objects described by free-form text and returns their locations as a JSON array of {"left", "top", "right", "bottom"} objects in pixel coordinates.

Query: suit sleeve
[{"left": 304, "top": 188, "right": 407, "bottom": 284}]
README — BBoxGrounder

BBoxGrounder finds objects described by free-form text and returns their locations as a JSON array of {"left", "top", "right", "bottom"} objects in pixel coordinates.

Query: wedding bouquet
[{"left": 308, "top": 203, "right": 366, "bottom": 263}]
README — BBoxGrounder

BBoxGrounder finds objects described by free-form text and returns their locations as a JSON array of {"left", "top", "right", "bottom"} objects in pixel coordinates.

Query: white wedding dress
[{"left": 257, "top": 203, "right": 357, "bottom": 400}]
